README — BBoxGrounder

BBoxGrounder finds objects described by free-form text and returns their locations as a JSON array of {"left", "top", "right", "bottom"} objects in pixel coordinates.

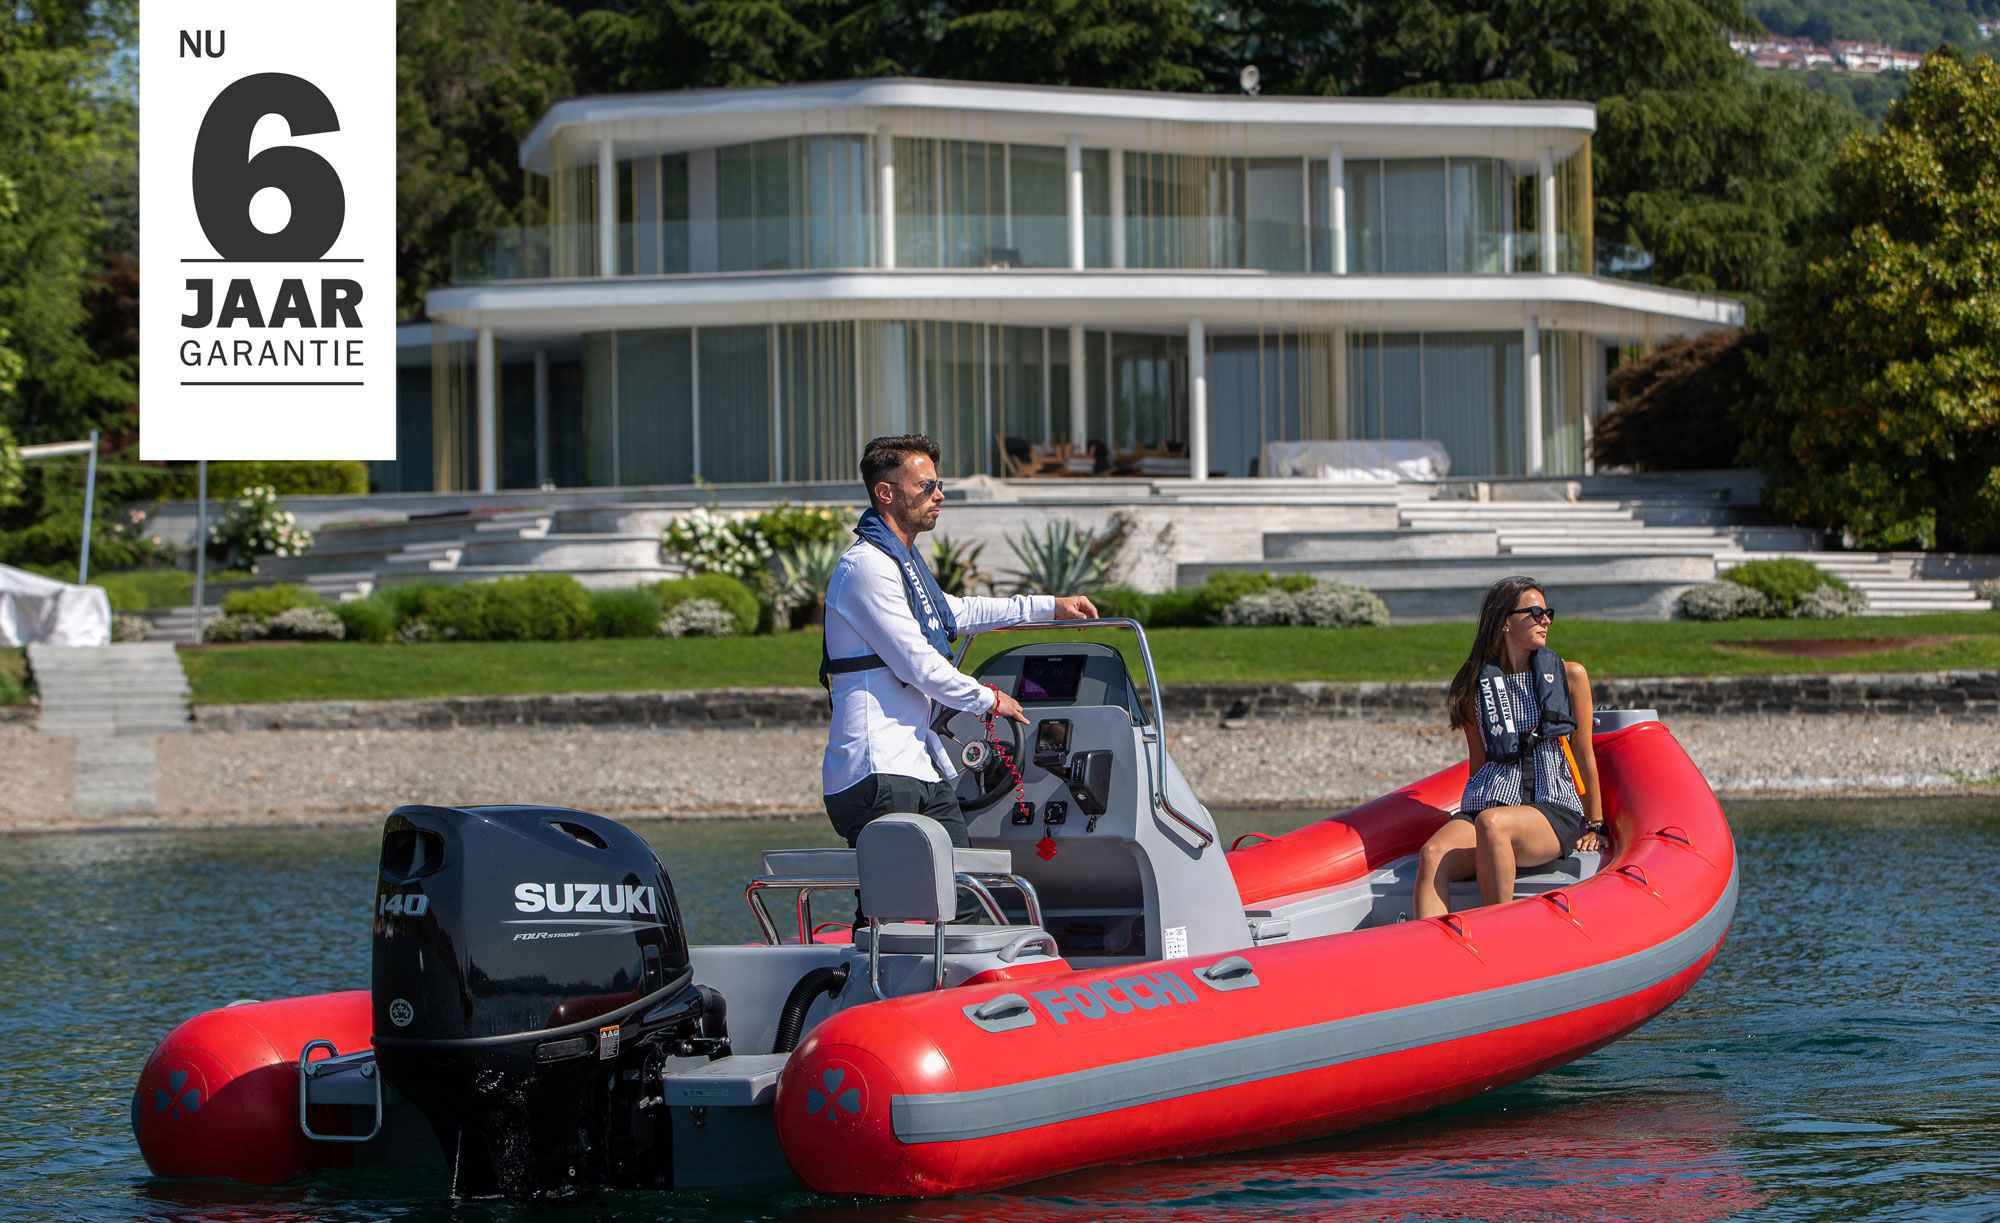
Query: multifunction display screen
[{"left": 1016, "top": 654, "right": 1087, "bottom": 703}]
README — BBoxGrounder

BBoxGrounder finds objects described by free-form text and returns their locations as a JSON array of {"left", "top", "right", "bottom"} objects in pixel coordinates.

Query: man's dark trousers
[{"left": 824, "top": 773, "right": 986, "bottom": 925}]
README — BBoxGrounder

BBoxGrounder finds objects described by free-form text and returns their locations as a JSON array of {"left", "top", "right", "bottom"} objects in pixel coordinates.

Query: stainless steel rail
[{"left": 949, "top": 617, "right": 1214, "bottom": 851}]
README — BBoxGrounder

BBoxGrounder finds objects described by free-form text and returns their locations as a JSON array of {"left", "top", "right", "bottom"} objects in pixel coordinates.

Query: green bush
[
  {"left": 222, "top": 583, "right": 321, "bottom": 618},
  {"left": 0, "top": 666, "right": 25, "bottom": 706},
  {"left": 333, "top": 597, "right": 396, "bottom": 643},
  {"left": 1146, "top": 586, "right": 1210, "bottom": 627},
  {"left": 1195, "top": 570, "right": 1275, "bottom": 623},
  {"left": 588, "top": 586, "right": 666, "bottom": 638},
  {"left": 421, "top": 574, "right": 592, "bottom": 642},
  {"left": 162, "top": 460, "right": 369, "bottom": 498},
  {"left": 655, "top": 574, "right": 760, "bottom": 637},
  {"left": 751, "top": 501, "right": 854, "bottom": 552},
  {"left": 374, "top": 581, "right": 441, "bottom": 629},
  {"left": 1722, "top": 559, "right": 1845, "bottom": 614},
  {"left": 1091, "top": 585, "right": 1153, "bottom": 623}
]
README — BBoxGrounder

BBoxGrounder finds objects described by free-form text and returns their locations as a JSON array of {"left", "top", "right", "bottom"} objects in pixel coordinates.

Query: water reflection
[{"left": 2, "top": 798, "right": 1998, "bottom": 1222}]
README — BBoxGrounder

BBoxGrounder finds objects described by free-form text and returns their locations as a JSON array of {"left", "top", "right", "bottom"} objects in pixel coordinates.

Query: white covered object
[
  {"left": 0, "top": 564, "right": 112, "bottom": 647},
  {"left": 1261, "top": 439, "right": 1452, "bottom": 483}
]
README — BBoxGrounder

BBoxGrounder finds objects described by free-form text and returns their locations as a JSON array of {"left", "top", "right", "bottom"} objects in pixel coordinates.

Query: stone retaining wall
[{"left": 191, "top": 669, "right": 2000, "bottom": 732}]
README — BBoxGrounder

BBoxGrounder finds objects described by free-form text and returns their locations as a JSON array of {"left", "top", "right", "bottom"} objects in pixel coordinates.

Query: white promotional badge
[{"left": 139, "top": 4, "right": 395, "bottom": 459}]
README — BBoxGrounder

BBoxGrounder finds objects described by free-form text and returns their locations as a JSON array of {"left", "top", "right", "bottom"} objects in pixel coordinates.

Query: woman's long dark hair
[{"left": 1447, "top": 576, "right": 1544, "bottom": 729}]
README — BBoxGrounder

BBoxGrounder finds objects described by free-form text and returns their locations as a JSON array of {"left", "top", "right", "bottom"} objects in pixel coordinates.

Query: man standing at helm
[{"left": 821, "top": 434, "right": 1097, "bottom": 879}]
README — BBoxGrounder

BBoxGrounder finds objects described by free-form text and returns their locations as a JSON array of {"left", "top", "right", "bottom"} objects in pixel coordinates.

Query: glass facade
[
  {"left": 507, "top": 131, "right": 1593, "bottom": 280},
  {"left": 430, "top": 115, "right": 1617, "bottom": 490},
  {"left": 532, "top": 320, "right": 1589, "bottom": 490}
]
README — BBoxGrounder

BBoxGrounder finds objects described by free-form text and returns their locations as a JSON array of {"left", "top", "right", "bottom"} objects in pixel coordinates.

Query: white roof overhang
[
  {"left": 427, "top": 271, "right": 1742, "bottom": 342},
  {"left": 520, "top": 79, "right": 1596, "bottom": 172}
]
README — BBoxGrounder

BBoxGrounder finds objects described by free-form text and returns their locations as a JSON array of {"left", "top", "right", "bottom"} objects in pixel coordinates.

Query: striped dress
[{"left": 1460, "top": 670, "right": 1584, "bottom": 816}]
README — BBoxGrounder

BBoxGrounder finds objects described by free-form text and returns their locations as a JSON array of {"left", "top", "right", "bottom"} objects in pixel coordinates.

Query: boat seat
[{"left": 856, "top": 815, "right": 1053, "bottom": 995}]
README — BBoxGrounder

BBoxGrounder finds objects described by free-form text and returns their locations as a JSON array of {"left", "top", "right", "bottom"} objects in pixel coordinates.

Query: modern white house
[{"left": 401, "top": 78, "right": 1744, "bottom": 495}]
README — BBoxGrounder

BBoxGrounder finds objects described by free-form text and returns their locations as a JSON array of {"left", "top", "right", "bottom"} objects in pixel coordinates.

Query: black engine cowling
[{"left": 370, "top": 804, "right": 722, "bottom": 1198}]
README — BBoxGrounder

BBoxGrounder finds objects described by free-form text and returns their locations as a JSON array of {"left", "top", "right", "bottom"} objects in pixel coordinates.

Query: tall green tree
[
  {"left": 1239, "top": 0, "right": 1858, "bottom": 314},
  {"left": 1748, "top": 50, "right": 2000, "bottom": 550},
  {"left": 398, "top": 0, "right": 576, "bottom": 319},
  {"left": 0, "top": 0, "right": 137, "bottom": 444},
  {"left": 929, "top": 0, "right": 1211, "bottom": 90}
]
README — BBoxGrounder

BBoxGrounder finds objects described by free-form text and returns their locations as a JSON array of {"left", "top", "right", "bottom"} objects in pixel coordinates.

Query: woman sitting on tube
[{"left": 1414, "top": 576, "right": 1605, "bottom": 918}]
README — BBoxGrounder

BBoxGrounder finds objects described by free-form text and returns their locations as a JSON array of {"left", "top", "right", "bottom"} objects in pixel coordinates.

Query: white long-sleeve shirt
[{"left": 821, "top": 538, "right": 1054, "bottom": 795}]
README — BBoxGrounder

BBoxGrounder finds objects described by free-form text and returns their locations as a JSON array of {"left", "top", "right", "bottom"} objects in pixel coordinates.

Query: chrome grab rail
[
  {"left": 948, "top": 616, "right": 1214, "bottom": 850},
  {"left": 743, "top": 871, "right": 1042, "bottom": 945}
]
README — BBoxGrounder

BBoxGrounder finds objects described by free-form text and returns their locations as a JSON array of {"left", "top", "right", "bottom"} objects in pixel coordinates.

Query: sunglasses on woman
[{"left": 1509, "top": 605, "right": 1557, "bottom": 624}]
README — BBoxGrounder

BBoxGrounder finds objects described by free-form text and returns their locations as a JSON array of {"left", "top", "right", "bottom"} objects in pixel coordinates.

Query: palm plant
[
  {"left": 779, "top": 537, "right": 845, "bottom": 627},
  {"left": 1003, "top": 520, "right": 1111, "bottom": 595},
  {"left": 931, "top": 536, "right": 990, "bottom": 597}
]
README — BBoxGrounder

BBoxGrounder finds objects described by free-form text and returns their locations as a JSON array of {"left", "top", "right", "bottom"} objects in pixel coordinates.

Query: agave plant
[
  {"left": 931, "top": 536, "right": 990, "bottom": 597},
  {"left": 1003, "top": 520, "right": 1111, "bottom": 595},
  {"left": 779, "top": 537, "right": 846, "bottom": 605}
]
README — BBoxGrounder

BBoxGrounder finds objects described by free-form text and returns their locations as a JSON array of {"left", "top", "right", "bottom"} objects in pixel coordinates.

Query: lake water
[{"left": 4, "top": 798, "right": 1997, "bottom": 1222}]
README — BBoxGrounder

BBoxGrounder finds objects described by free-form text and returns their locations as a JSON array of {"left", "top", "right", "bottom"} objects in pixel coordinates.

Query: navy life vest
[
  {"left": 1474, "top": 646, "right": 1577, "bottom": 763},
  {"left": 817, "top": 509, "right": 958, "bottom": 692}
]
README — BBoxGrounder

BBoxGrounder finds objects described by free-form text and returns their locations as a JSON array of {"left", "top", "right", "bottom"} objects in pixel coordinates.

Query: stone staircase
[
  {"left": 27, "top": 643, "right": 191, "bottom": 735},
  {"left": 125, "top": 472, "right": 1999, "bottom": 625},
  {"left": 25, "top": 643, "right": 191, "bottom": 820},
  {"left": 1723, "top": 552, "right": 1993, "bottom": 615}
]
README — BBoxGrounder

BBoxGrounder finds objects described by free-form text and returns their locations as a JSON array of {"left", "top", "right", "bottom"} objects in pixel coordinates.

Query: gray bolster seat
[{"left": 854, "top": 814, "right": 1052, "bottom": 960}]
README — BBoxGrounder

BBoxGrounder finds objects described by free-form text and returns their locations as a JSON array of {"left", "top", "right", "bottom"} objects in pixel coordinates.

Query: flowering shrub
[
  {"left": 266, "top": 605, "right": 346, "bottom": 641},
  {"left": 656, "top": 597, "right": 736, "bottom": 638},
  {"left": 1222, "top": 580, "right": 1391, "bottom": 628},
  {"left": 1677, "top": 582, "right": 1777, "bottom": 620},
  {"left": 201, "top": 613, "right": 268, "bottom": 643},
  {"left": 1977, "top": 578, "right": 2000, "bottom": 609},
  {"left": 207, "top": 486, "right": 313, "bottom": 573},
  {"left": 660, "top": 506, "right": 773, "bottom": 583},
  {"left": 112, "top": 613, "right": 149, "bottom": 643},
  {"left": 1793, "top": 584, "right": 1870, "bottom": 619}
]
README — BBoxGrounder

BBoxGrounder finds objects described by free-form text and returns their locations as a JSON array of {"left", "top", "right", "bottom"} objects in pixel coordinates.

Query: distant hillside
[{"left": 1750, "top": 0, "right": 1999, "bottom": 52}]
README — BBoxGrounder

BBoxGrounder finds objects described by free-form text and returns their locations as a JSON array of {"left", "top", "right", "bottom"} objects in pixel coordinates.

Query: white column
[
  {"left": 1539, "top": 145, "right": 1557, "bottom": 274},
  {"left": 689, "top": 326, "right": 702, "bottom": 480},
  {"left": 1524, "top": 315, "right": 1544, "bottom": 476},
  {"left": 597, "top": 138, "right": 616, "bottom": 278},
  {"left": 1109, "top": 148, "right": 1126, "bottom": 269},
  {"left": 533, "top": 348, "right": 549, "bottom": 488},
  {"left": 877, "top": 125, "right": 896, "bottom": 268},
  {"left": 476, "top": 326, "right": 498, "bottom": 492},
  {"left": 1329, "top": 142, "right": 1347, "bottom": 275},
  {"left": 1188, "top": 318, "right": 1209, "bottom": 482},
  {"left": 1068, "top": 322, "right": 1087, "bottom": 442},
  {"left": 1066, "top": 135, "right": 1085, "bottom": 270}
]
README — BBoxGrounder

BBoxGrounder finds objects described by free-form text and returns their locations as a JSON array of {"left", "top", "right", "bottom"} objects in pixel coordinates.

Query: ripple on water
[{"left": 2, "top": 798, "right": 1998, "bottom": 1221}]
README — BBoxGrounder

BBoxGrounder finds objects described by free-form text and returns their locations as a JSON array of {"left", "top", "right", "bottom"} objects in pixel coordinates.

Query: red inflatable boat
[{"left": 133, "top": 622, "right": 1734, "bottom": 1199}]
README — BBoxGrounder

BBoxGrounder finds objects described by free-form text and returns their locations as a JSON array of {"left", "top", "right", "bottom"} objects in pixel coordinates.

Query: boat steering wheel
[{"left": 931, "top": 703, "right": 1026, "bottom": 812}]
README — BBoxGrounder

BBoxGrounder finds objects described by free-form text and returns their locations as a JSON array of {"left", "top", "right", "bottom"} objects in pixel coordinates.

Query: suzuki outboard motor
[{"left": 371, "top": 805, "right": 726, "bottom": 1198}]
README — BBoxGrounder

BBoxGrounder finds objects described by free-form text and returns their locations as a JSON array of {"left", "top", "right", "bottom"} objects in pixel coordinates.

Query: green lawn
[
  {"left": 1, "top": 647, "right": 26, "bottom": 704},
  {"left": 177, "top": 611, "right": 2000, "bottom": 705}
]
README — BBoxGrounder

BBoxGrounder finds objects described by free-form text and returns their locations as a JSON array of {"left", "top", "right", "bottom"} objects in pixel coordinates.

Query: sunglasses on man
[{"left": 1508, "top": 605, "right": 1557, "bottom": 624}]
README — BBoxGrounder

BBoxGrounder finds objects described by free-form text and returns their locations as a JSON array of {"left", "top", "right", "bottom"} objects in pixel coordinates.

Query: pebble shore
[{"left": 3, "top": 712, "right": 1996, "bottom": 833}]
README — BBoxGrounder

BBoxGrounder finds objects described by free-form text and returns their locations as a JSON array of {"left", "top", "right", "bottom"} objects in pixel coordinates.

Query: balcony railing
[{"left": 447, "top": 221, "right": 1645, "bottom": 285}]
